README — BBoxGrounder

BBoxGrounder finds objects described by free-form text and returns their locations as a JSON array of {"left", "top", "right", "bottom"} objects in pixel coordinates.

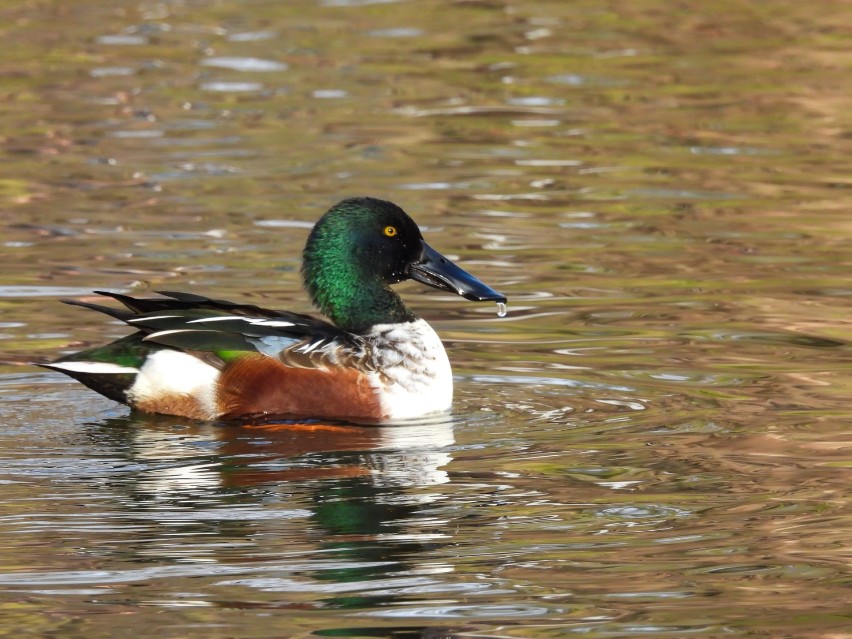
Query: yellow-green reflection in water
[{"left": 0, "top": 0, "right": 850, "bottom": 637}]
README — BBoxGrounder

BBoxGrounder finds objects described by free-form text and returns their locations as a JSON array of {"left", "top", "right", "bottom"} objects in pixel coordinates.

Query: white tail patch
[
  {"left": 49, "top": 361, "right": 139, "bottom": 374},
  {"left": 127, "top": 350, "right": 220, "bottom": 420}
]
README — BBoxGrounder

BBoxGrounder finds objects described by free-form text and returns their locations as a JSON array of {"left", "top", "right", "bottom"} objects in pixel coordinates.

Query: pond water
[{"left": 1, "top": 0, "right": 850, "bottom": 636}]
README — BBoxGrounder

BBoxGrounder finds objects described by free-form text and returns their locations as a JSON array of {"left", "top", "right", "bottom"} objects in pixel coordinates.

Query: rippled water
[{"left": 1, "top": 0, "right": 851, "bottom": 636}]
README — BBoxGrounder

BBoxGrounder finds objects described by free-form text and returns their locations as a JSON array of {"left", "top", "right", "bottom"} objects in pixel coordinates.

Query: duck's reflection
[
  {"left": 225, "top": 418, "right": 454, "bottom": 489},
  {"left": 85, "top": 414, "right": 459, "bottom": 611},
  {"left": 92, "top": 414, "right": 454, "bottom": 489}
]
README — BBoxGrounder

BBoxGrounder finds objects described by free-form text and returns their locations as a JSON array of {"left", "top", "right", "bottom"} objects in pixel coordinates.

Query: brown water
[{"left": 1, "top": 0, "right": 850, "bottom": 637}]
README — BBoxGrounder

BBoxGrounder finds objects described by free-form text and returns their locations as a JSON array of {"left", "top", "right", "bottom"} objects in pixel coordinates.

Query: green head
[{"left": 302, "top": 197, "right": 506, "bottom": 333}]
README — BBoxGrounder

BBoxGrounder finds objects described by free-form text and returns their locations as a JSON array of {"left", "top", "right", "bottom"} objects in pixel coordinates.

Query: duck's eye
[{"left": 383, "top": 225, "right": 398, "bottom": 237}]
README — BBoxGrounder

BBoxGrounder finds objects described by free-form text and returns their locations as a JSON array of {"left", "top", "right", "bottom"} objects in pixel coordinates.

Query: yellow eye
[{"left": 384, "top": 225, "right": 398, "bottom": 237}]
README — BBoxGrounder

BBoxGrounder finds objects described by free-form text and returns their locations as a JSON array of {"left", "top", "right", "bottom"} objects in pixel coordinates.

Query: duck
[{"left": 43, "top": 197, "right": 506, "bottom": 423}]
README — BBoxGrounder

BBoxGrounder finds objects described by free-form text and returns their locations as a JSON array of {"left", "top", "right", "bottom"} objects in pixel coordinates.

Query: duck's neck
[{"left": 303, "top": 263, "right": 415, "bottom": 333}]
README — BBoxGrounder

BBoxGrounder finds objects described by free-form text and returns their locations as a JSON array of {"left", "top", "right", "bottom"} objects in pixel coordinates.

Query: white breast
[{"left": 366, "top": 319, "right": 453, "bottom": 420}]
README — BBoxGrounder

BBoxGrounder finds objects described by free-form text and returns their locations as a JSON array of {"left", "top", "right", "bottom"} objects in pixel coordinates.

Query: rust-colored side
[
  {"left": 131, "top": 393, "right": 215, "bottom": 421},
  {"left": 216, "top": 354, "right": 383, "bottom": 421}
]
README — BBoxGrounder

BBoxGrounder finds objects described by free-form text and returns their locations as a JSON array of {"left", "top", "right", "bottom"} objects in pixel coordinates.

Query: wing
[{"left": 63, "top": 291, "right": 373, "bottom": 371}]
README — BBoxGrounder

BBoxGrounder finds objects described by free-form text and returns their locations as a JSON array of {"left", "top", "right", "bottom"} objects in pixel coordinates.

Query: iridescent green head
[{"left": 302, "top": 197, "right": 506, "bottom": 333}]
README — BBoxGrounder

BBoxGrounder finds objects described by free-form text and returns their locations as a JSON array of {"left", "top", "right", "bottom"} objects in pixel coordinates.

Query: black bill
[{"left": 409, "top": 241, "right": 507, "bottom": 303}]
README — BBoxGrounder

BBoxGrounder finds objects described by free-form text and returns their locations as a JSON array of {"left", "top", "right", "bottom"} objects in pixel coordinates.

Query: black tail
[{"left": 62, "top": 297, "right": 134, "bottom": 322}]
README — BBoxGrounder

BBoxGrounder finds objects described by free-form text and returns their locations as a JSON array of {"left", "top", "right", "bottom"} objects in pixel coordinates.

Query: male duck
[{"left": 44, "top": 197, "right": 506, "bottom": 422}]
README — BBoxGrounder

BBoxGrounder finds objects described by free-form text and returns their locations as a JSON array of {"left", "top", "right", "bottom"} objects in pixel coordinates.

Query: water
[{"left": 1, "top": 0, "right": 851, "bottom": 637}]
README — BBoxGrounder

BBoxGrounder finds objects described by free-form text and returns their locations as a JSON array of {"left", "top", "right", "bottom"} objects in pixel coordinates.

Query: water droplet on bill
[{"left": 496, "top": 301, "right": 508, "bottom": 317}]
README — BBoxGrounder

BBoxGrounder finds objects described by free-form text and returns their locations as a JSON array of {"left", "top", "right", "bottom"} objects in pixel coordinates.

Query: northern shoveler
[{"left": 44, "top": 197, "right": 506, "bottom": 422}]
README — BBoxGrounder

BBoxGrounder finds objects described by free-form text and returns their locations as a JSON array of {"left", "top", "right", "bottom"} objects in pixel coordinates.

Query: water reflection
[{"left": 66, "top": 415, "right": 460, "bottom": 591}]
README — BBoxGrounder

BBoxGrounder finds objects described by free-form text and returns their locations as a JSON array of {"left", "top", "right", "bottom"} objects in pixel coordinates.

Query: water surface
[{"left": 1, "top": 0, "right": 850, "bottom": 637}]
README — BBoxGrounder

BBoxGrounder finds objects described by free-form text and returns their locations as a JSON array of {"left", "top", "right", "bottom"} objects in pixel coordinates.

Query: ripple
[
  {"left": 507, "top": 97, "right": 566, "bottom": 107},
  {"left": 134, "top": 506, "right": 311, "bottom": 523},
  {"left": 200, "top": 81, "right": 264, "bottom": 92},
  {"left": 511, "top": 119, "right": 561, "bottom": 127},
  {"left": 0, "top": 560, "right": 394, "bottom": 588},
  {"left": 516, "top": 159, "right": 582, "bottom": 166},
  {"left": 367, "top": 28, "right": 423, "bottom": 38},
  {"left": 628, "top": 187, "right": 742, "bottom": 200},
  {"left": 228, "top": 31, "right": 276, "bottom": 42},
  {"left": 547, "top": 73, "right": 626, "bottom": 87},
  {"left": 604, "top": 590, "right": 698, "bottom": 599},
  {"left": 253, "top": 219, "right": 314, "bottom": 229},
  {"left": 312, "top": 89, "right": 349, "bottom": 99},
  {"left": 201, "top": 57, "right": 288, "bottom": 72},
  {"left": 216, "top": 575, "right": 493, "bottom": 595},
  {"left": 395, "top": 105, "right": 562, "bottom": 118},
  {"left": 683, "top": 329, "right": 845, "bottom": 348},
  {"left": 90, "top": 67, "right": 135, "bottom": 77},
  {"left": 0, "top": 286, "right": 120, "bottom": 298},
  {"left": 690, "top": 145, "right": 776, "bottom": 156},
  {"left": 398, "top": 181, "right": 467, "bottom": 190},
  {"left": 109, "top": 129, "right": 164, "bottom": 138},
  {"left": 96, "top": 34, "right": 148, "bottom": 45},
  {"left": 321, "top": 0, "right": 402, "bottom": 5},
  {"left": 618, "top": 370, "right": 749, "bottom": 386},
  {"left": 356, "top": 603, "right": 553, "bottom": 618},
  {"left": 470, "top": 373, "right": 634, "bottom": 392},
  {"left": 597, "top": 505, "right": 692, "bottom": 520},
  {"left": 0, "top": 566, "right": 237, "bottom": 588}
]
